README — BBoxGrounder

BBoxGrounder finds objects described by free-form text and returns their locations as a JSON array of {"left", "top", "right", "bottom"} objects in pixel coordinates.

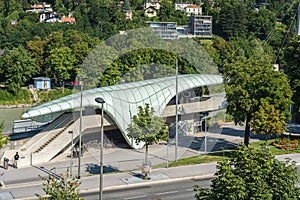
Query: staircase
[{"left": 29, "top": 86, "right": 40, "bottom": 103}]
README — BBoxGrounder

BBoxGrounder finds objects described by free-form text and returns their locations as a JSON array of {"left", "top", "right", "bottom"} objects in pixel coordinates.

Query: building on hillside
[
  {"left": 185, "top": 4, "right": 202, "bottom": 16},
  {"left": 189, "top": 15, "right": 212, "bottom": 37},
  {"left": 61, "top": 17, "right": 76, "bottom": 23},
  {"left": 144, "top": 2, "right": 161, "bottom": 10},
  {"left": 40, "top": 13, "right": 76, "bottom": 23},
  {"left": 123, "top": 0, "right": 133, "bottom": 20},
  {"left": 33, "top": 77, "right": 51, "bottom": 90},
  {"left": 27, "top": 2, "right": 53, "bottom": 13},
  {"left": 175, "top": 2, "right": 193, "bottom": 11},
  {"left": 144, "top": 6, "right": 159, "bottom": 17},
  {"left": 149, "top": 22, "right": 178, "bottom": 39},
  {"left": 176, "top": 26, "right": 189, "bottom": 37}
]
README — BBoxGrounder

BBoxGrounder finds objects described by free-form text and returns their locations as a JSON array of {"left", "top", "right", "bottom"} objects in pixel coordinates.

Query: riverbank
[{"left": 0, "top": 104, "right": 34, "bottom": 109}]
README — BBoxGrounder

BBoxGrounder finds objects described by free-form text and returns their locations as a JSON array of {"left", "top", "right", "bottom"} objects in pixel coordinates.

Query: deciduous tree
[
  {"left": 3, "top": 46, "right": 36, "bottom": 94},
  {"left": 223, "top": 55, "right": 292, "bottom": 146},
  {"left": 36, "top": 171, "right": 82, "bottom": 200},
  {"left": 127, "top": 104, "right": 168, "bottom": 177},
  {"left": 194, "top": 144, "right": 300, "bottom": 200}
]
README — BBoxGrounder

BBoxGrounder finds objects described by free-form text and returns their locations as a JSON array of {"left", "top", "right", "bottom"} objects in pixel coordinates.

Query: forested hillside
[{"left": 0, "top": 0, "right": 299, "bottom": 108}]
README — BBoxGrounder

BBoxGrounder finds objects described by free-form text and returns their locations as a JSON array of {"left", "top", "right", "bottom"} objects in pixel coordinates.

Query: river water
[{"left": 0, "top": 107, "right": 30, "bottom": 133}]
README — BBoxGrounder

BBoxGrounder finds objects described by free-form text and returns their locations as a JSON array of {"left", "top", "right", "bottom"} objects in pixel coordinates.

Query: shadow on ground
[{"left": 85, "top": 163, "right": 119, "bottom": 174}]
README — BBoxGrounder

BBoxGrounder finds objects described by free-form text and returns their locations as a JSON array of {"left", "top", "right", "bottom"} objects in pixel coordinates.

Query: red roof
[
  {"left": 186, "top": 4, "right": 201, "bottom": 9},
  {"left": 61, "top": 17, "right": 76, "bottom": 23}
]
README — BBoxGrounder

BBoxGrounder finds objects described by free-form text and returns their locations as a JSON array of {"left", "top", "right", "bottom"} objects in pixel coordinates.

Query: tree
[
  {"left": 127, "top": 104, "right": 168, "bottom": 177},
  {"left": 45, "top": 46, "right": 77, "bottom": 86},
  {"left": 3, "top": 46, "right": 37, "bottom": 94},
  {"left": 218, "top": 0, "right": 250, "bottom": 39},
  {"left": 284, "top": 36, "right": 300, "bottom": 114},
  {"left": 194, "top": 144, "right": 300, "bottom": 200},
  {"left": 250, "top": 101, "right": 287, "bottom": 140},
  {"left": 223, "top": 55, "right": 292, "bottom": 146},
  {"left": 36, "top": 171, "right": 82, "bottom": 200}
]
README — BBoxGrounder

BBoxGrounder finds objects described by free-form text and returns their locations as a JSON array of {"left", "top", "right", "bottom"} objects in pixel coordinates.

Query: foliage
[
  {"left": 223, "top": 53, "right": 292, "bottom": 146},
  {"left": 36, "top": 171, "right": 82, "bottom": 200},
  {"left": 284, "top": 36, "right": 300, "bottom": 113},
  {"left": 0, "top": 122, "right": 9, "bottom": 149},
  {"left": 1, "top": 46, "right": 36, "bottom": 94},
  {"left": 45, "top": 46, "right": 77, "bottom": 84},
  {"left": 37, "top": 88, "right": 74, "bottom": 104},
  {"left": 194, "top": 144, "right": 300, "bottom": 200},
  {"left": 250, "top": 100, "right": 287, "bottom": 136},
  {"left": 0, "top": 88, "right": 32, "bottom": 104},
  {"left": 127, "top": 103, "right": 168, "bottom": 163}
]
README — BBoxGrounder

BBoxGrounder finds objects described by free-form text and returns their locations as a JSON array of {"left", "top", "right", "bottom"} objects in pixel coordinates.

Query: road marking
[
  {"left": 124, "top": 195, "right": 147, "bottom": 199},
  {"left": 186, "top": 188, "right": 194, "bottom": 191},
  {"left": 156, "top": 190, "right": 179, "bottom": 196}
]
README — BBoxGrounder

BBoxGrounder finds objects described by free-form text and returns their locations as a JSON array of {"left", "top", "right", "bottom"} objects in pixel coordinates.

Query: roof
[
  {"left": 61, "top": 17, "right": 76, "bottom": 23},
  {"left": 33, "top": 77, "right": 51, "bottom": 80},
  {"left": 186, "top": 4, "right": 201, "bottom": 8},
  {"left": 22, "top": 74, "right": 223, "bottom": 149},
  {"left": 144, "top": 6, "right": 159, "bottom": 11}
]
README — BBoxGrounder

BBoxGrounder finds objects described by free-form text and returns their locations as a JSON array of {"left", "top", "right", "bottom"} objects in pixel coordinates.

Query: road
[
  {"left": 1, "top": 165, "right": 300, "bottom": 200},
  {"left": 80, "top": 177, "right": 212, "bottom": 200}
]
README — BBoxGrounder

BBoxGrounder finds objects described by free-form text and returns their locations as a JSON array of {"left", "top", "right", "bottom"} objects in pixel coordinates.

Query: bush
[
  {"left": 194, "top": 144, "right": 300, "bottom": 200},
  {"left": 0, "top": 88, "right": 32, "bottom": 105},
  {"left": 37, "top": 88, "right": 74, "bottom": 103}
]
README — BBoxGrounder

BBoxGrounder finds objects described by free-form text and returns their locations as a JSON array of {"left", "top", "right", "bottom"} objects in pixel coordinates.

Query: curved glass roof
[{"left": 22, "top": 74, "right": 223, "bottom": 148}]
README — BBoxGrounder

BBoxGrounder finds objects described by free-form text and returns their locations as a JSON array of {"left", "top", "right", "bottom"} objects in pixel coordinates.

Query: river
[{"left": 0, "top": 107, "right": 30, "bottom": 133}]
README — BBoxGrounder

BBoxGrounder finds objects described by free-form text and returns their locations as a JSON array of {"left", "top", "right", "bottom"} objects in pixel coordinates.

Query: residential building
[
  {"left": 189, "top": 15, "right": 212, "bottom": 37},
  {"left": 185, "top": 4, "right": 202, "bottom": 16},
  {"left": 149, "top": 22, "right": 178, "bottom": 39},
  {"left": 27, "top": 2, "right": 53, "bottom": 13},
  {"left": 61, "top": 17, "right": 76, "bottom": 23},
  {"left": 40, "top": 13, "right": 76, "bottom": 23},
  {"left": 175, "top": 2, "right": 193, "bottom": 11},
  {"left": 144, "top": 6, "right": 159, "bottom": 17},
  {"left": 144, "top": 2, "right": 161, "bottom": 10},
  {"left": 123, "top": 0, "right": 133, "bottom": 20}
]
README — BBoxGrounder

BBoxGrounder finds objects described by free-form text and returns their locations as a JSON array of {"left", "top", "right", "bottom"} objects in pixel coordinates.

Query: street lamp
[
  {"left": 95, "top": 97, "right": 105, "bottom": 200},
  {"left": 68, "top": 130, "right": 73, "bottom": 178},
  {"left": 78, "top": 76, "right": 84, "bottom": 179}
]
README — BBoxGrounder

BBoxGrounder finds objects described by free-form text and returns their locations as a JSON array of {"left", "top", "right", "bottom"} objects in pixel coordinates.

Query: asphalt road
[
  {"left": 80, "top": 177, "right": 212, "bottom": 200},
  {"left": 2, "top": 165, "right": 300, "bottom": 200}
]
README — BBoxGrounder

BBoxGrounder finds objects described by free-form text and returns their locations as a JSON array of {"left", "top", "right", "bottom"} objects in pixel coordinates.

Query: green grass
[{"left": 150, "top": 137, "right": 300, "bottom": 170}]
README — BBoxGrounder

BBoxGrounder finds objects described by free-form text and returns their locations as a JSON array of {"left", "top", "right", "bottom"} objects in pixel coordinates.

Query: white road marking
[
  {"left": 124, "top": 195, "right": 148, "bottom": 199},
  {"left": 156, "top": 190, "right": 179, "bottom": 196}
]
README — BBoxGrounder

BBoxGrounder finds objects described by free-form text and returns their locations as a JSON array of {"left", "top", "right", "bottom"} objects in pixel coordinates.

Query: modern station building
[{"left": 3, "top": 74, "right": 225, "bottom": 167}]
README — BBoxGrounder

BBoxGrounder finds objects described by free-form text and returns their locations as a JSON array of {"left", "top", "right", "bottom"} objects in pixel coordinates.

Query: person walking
[{"left": 13, "top": 152, "right": 19, "bottom": 169}]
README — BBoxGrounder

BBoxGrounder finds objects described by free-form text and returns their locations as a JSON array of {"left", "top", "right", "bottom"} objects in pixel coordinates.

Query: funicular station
[{"left": 2, "top": 74, "right": 226, "bottom": 168}]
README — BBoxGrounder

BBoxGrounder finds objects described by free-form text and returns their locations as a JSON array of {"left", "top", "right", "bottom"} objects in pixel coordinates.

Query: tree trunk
[
  {"left": 145, "top": 144, "right": 148, "bottom": 164},
  {"left": 244, "top": 114, "right": 251, "bottom": 147}
]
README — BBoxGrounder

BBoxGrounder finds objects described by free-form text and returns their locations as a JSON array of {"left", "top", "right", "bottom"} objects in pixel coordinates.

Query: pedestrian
[{"left": 13, "top": 152, "right": 19, "bottom": 169}]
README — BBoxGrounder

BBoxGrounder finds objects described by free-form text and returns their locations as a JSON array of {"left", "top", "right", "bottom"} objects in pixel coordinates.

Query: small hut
[{"left": 33, "top": 77, "right": 51, "bottom": 90}]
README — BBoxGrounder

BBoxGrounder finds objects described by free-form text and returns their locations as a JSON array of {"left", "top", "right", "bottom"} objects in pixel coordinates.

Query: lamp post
[
  {"left": 95, "top": 97, "right": 105, "bottom": 200},
  {"left": 69, "top": 130, "right": 73, "bottom": 178},
  {"left": 175, "top": 58, "right": 178, "bottom": 161},
  {"left": 78, "top": 76, "right": 84, "bottom": 179}
]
